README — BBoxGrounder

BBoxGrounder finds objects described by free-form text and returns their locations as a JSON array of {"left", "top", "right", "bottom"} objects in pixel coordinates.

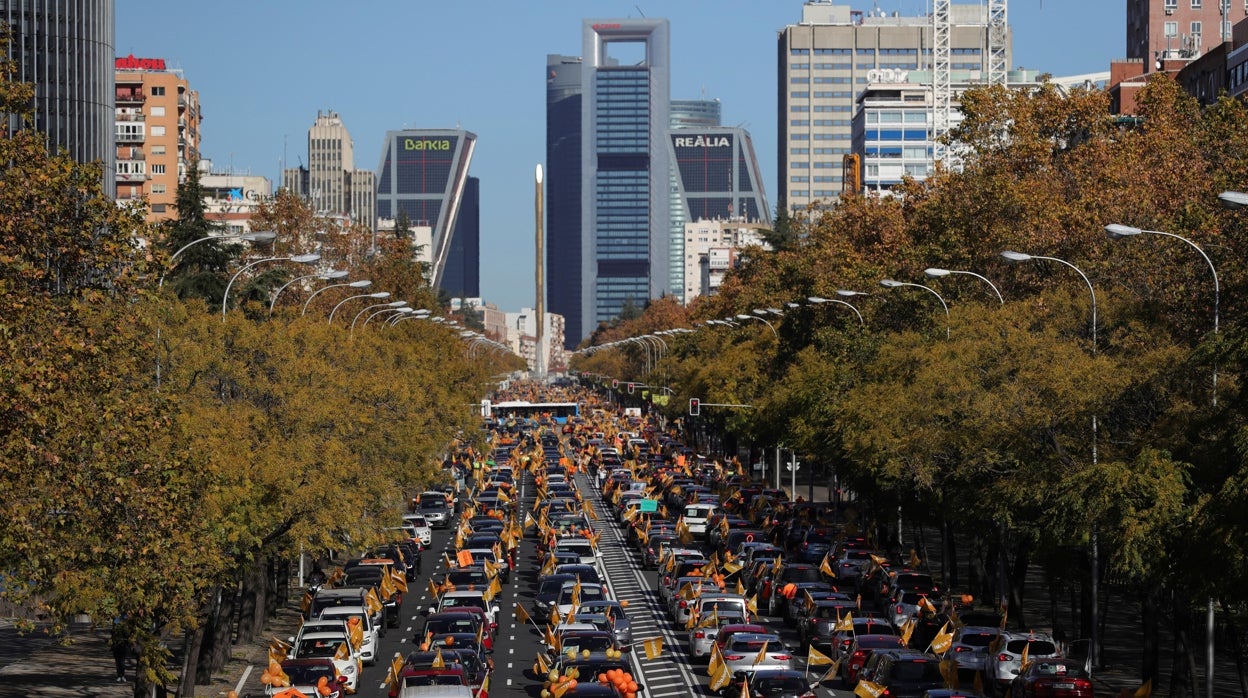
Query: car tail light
[
  {"left": 679, "top": 600, "right": 688, "bottom": 608},
  {"left": 723, "top": 654, "right": 744, "bottom": 661},
  {"left": 998, "top": 653, "right": 1011, "bottom": 661},
  {"left": 896, "top": 605, "right": 904, "bottom": 614},
  {"left": 774, "top": 654, "right": 790, "bottom": 660},
  {"left": 694, "top": 631, "right": 705, "bottom": 639},
  {"left": 954, "top": 646, "right": 970, "bottom": 652}
]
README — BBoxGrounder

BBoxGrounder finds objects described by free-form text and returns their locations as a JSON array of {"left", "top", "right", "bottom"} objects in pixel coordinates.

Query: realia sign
[
  {"left": 674, "top": 135, "right": 731, "bottom": 148},
  {"left": 115, "top": 55, "right": 166, "bottom": 71}
]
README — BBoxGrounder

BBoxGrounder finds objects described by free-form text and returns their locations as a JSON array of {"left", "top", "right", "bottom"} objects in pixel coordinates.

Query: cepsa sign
[
  {"left": 115, "top": 55, "right": 166, "bottom": 71},
  {"left": 403, "top": 138, "right": 452, "bottom": 151},
  {"left": 592, "top": 23, "right": 621, "bottom": 31}
]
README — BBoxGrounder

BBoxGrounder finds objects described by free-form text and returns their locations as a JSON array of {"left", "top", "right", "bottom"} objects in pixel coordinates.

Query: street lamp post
[
  {"left": 301, "top": 280, "right": 373, "bottom": 316},
  {"left": 735, "top": 313, "right": 778, "bottom": 339},
  {"left": 389, "top": 309, "right": 431, "bottom": 326},
  {"left": 807, "top": 295, "right": 865, "bottom": 326},
  {"left": 269, "top": 269, "right": 348, "bottom": 315},
  {"left": 328, "top": 292, "right": 391, "bottom": 325},
  {"left": 350, "top": 300, "right": 408, "bottom": 335},
  {"left": 159, "top": 231, "right": 276, "bottom": 288},
  {"left": 880, "top": 279, "right": 951, "bottom": 337},
  {"left": 1108, "top": 221, "right": 1221, "bottom": 697},
  {"left": 1002, "top": 249, "right": 1099, "bottom": 666},
  {"left": 924, "top": 267, "right": 1004, "bottom": 304},
  {"left": 221, "top": 254, "right": 321, "bottom": 321}
]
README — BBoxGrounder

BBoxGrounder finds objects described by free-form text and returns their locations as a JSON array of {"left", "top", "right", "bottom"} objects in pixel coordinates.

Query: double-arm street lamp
[
  {"left": 350, "top": 300, "right": 408, "bottom": 335},
  {"left": 328, "top": 291, "right": 391, "bottom": 325},
  {"left": 221, "top": 253, "right": 322, "bottom": 321}
]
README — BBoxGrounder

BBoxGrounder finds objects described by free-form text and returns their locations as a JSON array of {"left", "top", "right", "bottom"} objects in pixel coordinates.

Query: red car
[
  {"left": 712, "top": 623, "right": 768, "bottom": 654},
  {"left": 1009, "top": 659, "right": 1093, "bottom": 698},
  {"left": 842, "top": 634, "right": 904, "bottom": 685}
]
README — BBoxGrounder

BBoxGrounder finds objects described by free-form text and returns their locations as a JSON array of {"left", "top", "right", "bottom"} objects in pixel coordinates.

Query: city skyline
[{"left": 116, "top": 0, "right": 1125, "bottom": 314}]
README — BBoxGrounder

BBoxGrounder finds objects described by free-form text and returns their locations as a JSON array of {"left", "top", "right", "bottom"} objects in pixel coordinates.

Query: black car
[
  {"left": 870, "top": 650, "right": 944, "bottom": 698},
  {"left": 533, "top": 573, "right": 577, "bottom": 623}
]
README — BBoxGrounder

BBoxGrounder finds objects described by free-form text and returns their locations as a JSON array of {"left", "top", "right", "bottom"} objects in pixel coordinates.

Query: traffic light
[
  {"left": 628, "top": 382, "right": 635, "bottom": 394},
  {"left": 612, "top": 379, "right": 619, "bottom": 389},
  {"left": 689, "top": 398, "right": 700, "bottom": 416}
]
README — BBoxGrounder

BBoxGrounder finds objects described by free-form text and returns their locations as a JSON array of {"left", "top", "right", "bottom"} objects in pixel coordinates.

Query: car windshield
[
  {"left": 685, "top": 507, "right": 710, "bottom": 518},
  {"left": 559, "top": 544, "right": 593, "bottom": 556},
  {"left": 404, "top": 675, "right": 466, "bottom": 687},
  {"left": 782, "top": 567, "right": 822, "bottom": 583},
  {"left": 296, "top": 638, "right": 346, "bottom": 658},
  {"left": 446, "top": 570, "right": 489, "bottom": 587},
  {"left": 958, "top": 632, "right": 996, "bottom": 647},
  {"left": 539, "top": 577, "right": 576, "bottom": 594},
  {"left": 814, "top": 606, "right": 848, "bottom": 619},
  {"left": 1007, "top": 639, "right": 1057, "bottom": 655},
  {"left": 753, "top": 677, "right": 808, "bottom": 695},
  {"left": 426, "top": 618, "right": 478, "bottom": 634},
  {"left": 442, "top": 597, "right": 486, "bottom": 611},
  {"left": 284, "top": 663, "right": 337, "bottom": 685},
  {"left": 563, "top": 635, "right": 615, "bottom": 653},
  {"left": 891, "top": 660, "right": 942, "bottom": 682},
  {"left": 561, "top": 586, "right": 605, "bottom": 603},
  {"left": 408, "top": 516, "right": 428, "bottom": 526}
]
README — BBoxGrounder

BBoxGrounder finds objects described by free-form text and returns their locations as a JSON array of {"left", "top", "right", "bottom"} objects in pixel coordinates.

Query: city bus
[{"left": 483, "top": 400, "right": 581, "bottom": 425}]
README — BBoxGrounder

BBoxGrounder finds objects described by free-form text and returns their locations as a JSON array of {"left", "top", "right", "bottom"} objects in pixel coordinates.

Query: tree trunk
[
  {"left": 1008, "top": 537, "right": 1031, "bottom": 630},
  {"left": 236, "top": 560, "right": 265, "bottom": 644},
  {"left": 1218, "top": 598, "right": 1248, "bottom": 698},
  {"left": 193, "top": 585, "right": 223, "bottom": 685},
  {"left": 1172, "top": 597, "right": 1198, "bottom": 698},
  {"left": 177, "top": 625, "right": 206, "bottom": 697},
  {"left": 943, "top": 518, "right": 958, "bottom": 590},
  {"left": 1142, "top": 588, "right": 1160, "bottom": 688}
]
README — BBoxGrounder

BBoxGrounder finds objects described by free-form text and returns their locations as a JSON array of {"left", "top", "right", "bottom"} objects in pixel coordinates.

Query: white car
[
  {"left": 403, "top": 514, "right": 433, "bottom": 545},
  {"left": 554, "top": 538, "right": 600, "bottom": 568},
  {"left": 947, "top": 625, "right": 1000, "bottom": 674},
  {"left": 682, "top": 503, "right": 718, "bottom": 535},
  {"left": 984, "top": 631, "right": 1062, "bottom": 691},
  {"left": 554, "top": 581, "right": 608, "bottom": 620},
  {"left": 721, "top": 632, "right": 793, "bottom": 675},
  {"left": 288, "top": 626, "right": 361, "bottom": 692},
  {"left": 316, "top": 605, "right": 379, "bottom": 665}
]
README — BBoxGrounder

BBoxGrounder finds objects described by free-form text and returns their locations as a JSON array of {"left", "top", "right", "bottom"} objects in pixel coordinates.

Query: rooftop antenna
[{"left": 635, "top": 5, "right": 645, "bottom": 17}]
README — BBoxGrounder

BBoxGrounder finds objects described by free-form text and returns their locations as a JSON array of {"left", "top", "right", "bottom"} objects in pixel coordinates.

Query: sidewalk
[{"left": 0, "top": 590, "right": 306, "bottom": 698}]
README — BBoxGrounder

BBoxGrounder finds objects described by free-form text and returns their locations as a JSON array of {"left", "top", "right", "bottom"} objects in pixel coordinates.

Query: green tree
[{"left": 163, "top": 160, "right": 243, "bottom": 306}]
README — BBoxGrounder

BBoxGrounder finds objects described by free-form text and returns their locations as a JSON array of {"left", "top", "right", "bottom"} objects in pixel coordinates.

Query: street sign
[{"left": 639, "top": 499, "right": 659, "bottom": 513}]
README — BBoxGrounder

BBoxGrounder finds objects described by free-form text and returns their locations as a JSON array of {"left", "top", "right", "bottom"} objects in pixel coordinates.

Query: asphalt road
[{"left": 355, "top": 445, "right": 854, "bottom": 698}]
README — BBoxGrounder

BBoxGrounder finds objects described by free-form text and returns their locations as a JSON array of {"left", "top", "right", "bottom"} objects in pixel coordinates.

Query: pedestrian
[
  {"left": 414, "top": 543, "right": 424, "bottom": 576},
  {"left": 110, "top": 625, "right": 129, "bottom": 683}
]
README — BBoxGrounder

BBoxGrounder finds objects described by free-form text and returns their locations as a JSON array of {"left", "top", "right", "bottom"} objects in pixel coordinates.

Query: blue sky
[{"left": 117, "top": 0, "right": 1124, "bottom": 312}]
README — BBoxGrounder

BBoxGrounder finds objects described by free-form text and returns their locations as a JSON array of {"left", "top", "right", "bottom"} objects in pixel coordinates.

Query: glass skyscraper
[
  {"left": 546, "top": 19, "right": 671, "bottom": 347},
  {"left": 2, "top": 0, "right": 115, "bottom": 196},
  {"left": 375, "top": 129, "right": 477, "bottom": 293}
]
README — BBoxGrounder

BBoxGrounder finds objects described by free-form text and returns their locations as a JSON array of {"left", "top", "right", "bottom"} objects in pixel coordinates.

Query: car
[
  {"left": 545, "top": 630, "right": 619, "bottom": 664},
  {"left": 342, "top": 566, "right": 401, "bottom": 628},
  {"left": 870, "top": 649, "right": 945, "bottom": 698},
  {"left": 418, "top": 493, "right": 453, "bottom": 528},
  {"left": 842, "top": 634, "right": 905, "bottom": 685},
  {"left": 555, "top": 538, "right": 601, "bottom": 568},
  {"left": 310, "top": 587, "right": 384, "bottom": 630},
  {"left": 688, "top": 610, "right": 747, "bottom": 662},
  {"left": 554, "top": 563, "right": 603, "bottom": 585},
  {"left": 576, "top": 600, "right": 632, "bottom": 648},
  {"left": 268, "top": 657, "right": 349, "bottom": 698},
  {"left": 533, "top": 574, "right": 578, "bottom": 623},
  {"left": 420, "top": 612, "right": 492, "bottom": 651},
  {"left": 983, "top": 632, "right": 1062, "bottom": 693},
  {"left": 288, "top": 628, "right": 362, "bottom": 692},
  {"left": 887, "top": 589, "right": 944, "bottom": 628},
  {"left": 667, "top": 576, "right": 716, "bottom": 624},
  {"left": 316, "top": 605, "right": 380, "bottom": 665},
  {"left": 826, "top": 548, "right": 877, "bottom": 584},
  {"left": 798, "top": 600, "right": 860, "bottom": 651},
  {"left": 921, "top": 691, "right": 987, "bottom": 698},
  {"left": 794, "top": 528, "right": 835, "bottom": 564},
  {"left": 401, "top": 650, "right": 488, "bottom": 694},
  {"left": 427, "top": 591, "right": 500, "bottom": 633},
  {"left": 682, "top": 503, "right": 718, "bottom": 535},
  {"left": 554, "top": 581, "right": 608, "bottom": 620},
  {"left": 721, "top": 632, "right": 793, "bottom": 677},
  {"left": 947, "top": 626, "right": 1001, "bottom": 675},
  {"left": 641, "top": 534, "right": 677, "bottom": 570},
  {"left": 1007, "top": 658, "right": 1093, "bottom": 698},
  {"left": 390, "top": 668, "right": 474, "bottom": 698},
  {"left": 463, "top": 548, "right": 510, "bottom": 583},
  {"left": 746, "top": 669, "right": 817, "bottom": 698}
]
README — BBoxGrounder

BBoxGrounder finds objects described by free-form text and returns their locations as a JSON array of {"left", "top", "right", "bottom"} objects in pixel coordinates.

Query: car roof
[{"left": 729, "top": 632, "right": 782, "bottom": 643}]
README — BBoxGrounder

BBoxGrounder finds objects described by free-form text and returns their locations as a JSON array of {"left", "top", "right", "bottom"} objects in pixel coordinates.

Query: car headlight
[{"left": 343, "top": 664, "right": 356, "bottom": 675}]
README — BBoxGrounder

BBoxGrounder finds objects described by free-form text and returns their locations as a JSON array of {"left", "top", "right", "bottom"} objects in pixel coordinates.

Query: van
[{"left": 693, "top": 593, "right": 750, "bottom": 624}]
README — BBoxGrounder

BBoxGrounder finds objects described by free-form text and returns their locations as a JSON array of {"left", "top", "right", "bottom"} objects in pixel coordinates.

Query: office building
[
  {"left": 198, "top": 160, "right": 272, "bottom": 235},
  {"left": 683, "top": 219, "right": 770, "bottom": 303},
  {"left": 374, "top": 128, "right": 477, "bottom": 293},
  {"left": 668, "top": 99, "right": 723, "bottom": 299},
  {"left": 777, "top": 2, "right": 1004, "bottom": 210},
  {"left": 667, "top": 127, "right": 770, "bottom": 302},
  {"left": 1128, "top": 0, "right": 1247, "bottom": 63},
  {"left": 282, "top": 110, "right": 375, "bottom": 229},
  {"left": 114, "top": 58, "right": 201, "bottom": 221},
  {"left": 851, "top": 69, "right": 1044, "bottom": 193},
  {"left": 505, "top": 308, "right": 567, "bottom": 374},
  {"left": 1, "top": 0, "right": 115, "bottom": 195},
  {"left": 441, "top": 176, "right": 480, "bottom": 299},
  {"left": 546, "top": 19, "right": 671, "bottom": 347}
]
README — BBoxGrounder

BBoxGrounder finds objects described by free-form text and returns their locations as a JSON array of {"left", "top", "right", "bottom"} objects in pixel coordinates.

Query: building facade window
[
  {"left": 151, "top": 126, "right": 166, "bottom": 136},
  {"left": 151, "top": 164, "right": 166, "bottom": 175},
  {"left": 1190, "top": 21, "right": 1202, "bottom": 42},
  {"left": 1164, "top": 21, "right": 1178, "bottom": 37},
  {"left": 1191, "top": 0, "right": 1201, "bottom": 7},
  {"left": 152, "top": 184, "right": 167, "bottom": 194},
  {"left": 151, "top": 86, "right": 165, "bottom": 96}
]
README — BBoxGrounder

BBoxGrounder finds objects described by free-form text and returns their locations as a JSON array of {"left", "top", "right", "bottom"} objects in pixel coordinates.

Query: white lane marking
[
  {"left": 507, "top": 663, "right": 513, "bottom": 669},
  {"left": 234, "top": 666, "right": 252, "bottom": 696},
  {"left": 507, "top": 679, "right": 513, "bottom": 686}
]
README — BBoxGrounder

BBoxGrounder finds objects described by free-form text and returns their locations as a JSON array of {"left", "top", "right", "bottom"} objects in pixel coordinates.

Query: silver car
[
  {"left": 577, "top": 600, "right": 632, "bottom": 649},
  {"left": 688, "top": 610, "right": 746, "bottom": 661},
  {"left": 721, "top": 632, "right": 793, "bottom": 675},
  {"left": 983, "top": 631, "right": 1062, "bottom": 691},
  {"left": 947, "top": 625, "right": 1000, "bottom": 673}
]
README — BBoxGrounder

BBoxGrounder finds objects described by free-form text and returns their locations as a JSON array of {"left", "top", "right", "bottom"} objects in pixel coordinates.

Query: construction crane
[{"left": 931, "top": 0, "right": 1008, "bottom": 166}]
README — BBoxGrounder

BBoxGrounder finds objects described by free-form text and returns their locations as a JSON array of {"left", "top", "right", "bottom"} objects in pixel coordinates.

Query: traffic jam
[{"left": 257, "top": 386, "right": 1090, "bottom": 698}]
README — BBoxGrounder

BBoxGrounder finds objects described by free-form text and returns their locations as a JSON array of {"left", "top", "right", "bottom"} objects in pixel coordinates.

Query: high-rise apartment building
[
  {"left": 1, "top": 0, "right": 115, "bottom": 195},
  {"left": 1128, "top": 0, "right": 1247, "bottom": 62},
  {"left": 667, "top": 127, "right": 770, "bottom": 302},
  {"left": 546, "top": 19, "right": 671, "bottom": 347},
  {"left": 114, "top": 57, "right": 201, "bottom": 221},
  {"left": 374, "top": 128, "right": 477, "bottom": 293},
  {"left": 282, "top": 110, "right": 376, "bottom": 230},
  {"left": 777, "top": 2, "right": 1004, "bottom": 210}
]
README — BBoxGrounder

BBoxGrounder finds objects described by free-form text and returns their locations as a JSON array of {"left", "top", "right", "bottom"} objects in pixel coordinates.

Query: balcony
[
  {"left": 115, "top": 149, "right": 145, "bottom": 161},
  {"left": 116, "top": 132, "right": 146, "bottom": 143},
  {"left": 115, "top": 171, "right": 148, "bottom": 183},
  {"left": 114, "top": 112, "right": 145, "bottom": 122},
  {"left": 116, "top": 90, "right": 145, "bottom": 105}
]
